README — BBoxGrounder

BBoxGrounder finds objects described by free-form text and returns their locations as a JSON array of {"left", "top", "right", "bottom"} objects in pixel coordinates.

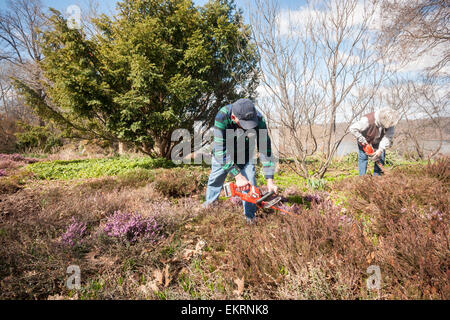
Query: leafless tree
[
  {"left": 378, "top": 0, "right": 450, "bottom": 76},
  {"left": 243, "top": 0, "right": 388, "bottom": 178},
  {"left": 383, "top": 75, "right": 449, "bottom": 159},
  {"left": 0, "top": 0, "right": 47, "bottom": 125}
]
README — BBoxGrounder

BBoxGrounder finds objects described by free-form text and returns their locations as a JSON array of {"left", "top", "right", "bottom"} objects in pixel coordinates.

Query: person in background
[{"left": 349, "top": 107, "right": 401, "bottom": 176}]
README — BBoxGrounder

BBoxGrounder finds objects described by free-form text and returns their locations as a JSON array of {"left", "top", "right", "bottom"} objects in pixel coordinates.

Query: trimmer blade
[{"left": 262, "top": 196, "right": 282, "bottom": 209}]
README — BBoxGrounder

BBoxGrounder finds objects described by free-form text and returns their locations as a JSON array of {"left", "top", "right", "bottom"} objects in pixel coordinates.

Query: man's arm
[
  {"left": 257, "top": 115, "right": 277, "bottom": 192},
  {"left": 349, "top": 117, "right": 370, "bottom": 145},
  {"left": 378, "top": 126, "right": 395, "bottom": 152}
]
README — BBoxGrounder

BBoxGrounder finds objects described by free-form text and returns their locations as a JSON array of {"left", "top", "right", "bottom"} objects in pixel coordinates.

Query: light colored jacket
[{"left": 349, "top": 110, "right": 395, "bottom": 152}]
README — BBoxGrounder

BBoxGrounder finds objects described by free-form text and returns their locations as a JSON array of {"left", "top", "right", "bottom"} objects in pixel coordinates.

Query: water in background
[{"left": 336, "top": 140, "right": 450, "bottom": 157}]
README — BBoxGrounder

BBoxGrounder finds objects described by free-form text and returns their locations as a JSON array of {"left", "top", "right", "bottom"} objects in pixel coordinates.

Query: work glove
[{"left": 267, "top": 179, "right": 278, "bottom": 194}]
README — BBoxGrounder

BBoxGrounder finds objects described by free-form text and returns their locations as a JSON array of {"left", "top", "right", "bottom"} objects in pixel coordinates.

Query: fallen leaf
[
  {"left": 153, "top": 269, "right": 164, "bottom": 285},
  {"left": 195, "top": 239, "right": 206, "bottom": 251},
  {"left": 366, "top": 251, "right": 376, "bottom": 264},
  {"left": 182, "top": 249, "right": 195, "bottom": 260},
  {"left": 164, "top": 264, "right": 171, "bottom": 287},
  {"left": 233, "top": 277, "right": 245, "bottom": 296}
]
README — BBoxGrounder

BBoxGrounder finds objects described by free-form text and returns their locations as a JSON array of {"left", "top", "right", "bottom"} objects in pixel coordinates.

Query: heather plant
[
  {"left": 153, "top": 168, "right": 208, "bottom": 197},
  {"left": 230, "top": 196, "right": 241, "bottom": 206},
  {"left": 0, "top": 160, "right": 19, "bottom": 170},
  {"left": 1, "top": 154, "right": 448, "bottom": 300},
  {"left": 425, "top": 157, "right": 449, "bottom": 184},
  {"left": 225, "top": 204, "right": 371, "bottom": 298},
  {"left": 0, "top": 153, "right": 39, "bottom": 164},
  {"left": 375, "top": 208, "right": 449, "bottom": 299},
  {"left": 0, "top": 169, "right": 6, "bottom": 177},
  {"left": 0, "top": 176, "right": 21, "bottom": 194},
  {"left": 61, "top": 217, "right": 87, "bottom": 247},
  {"left": 103, "top": 211, "right": 163, "bottom": 244}
]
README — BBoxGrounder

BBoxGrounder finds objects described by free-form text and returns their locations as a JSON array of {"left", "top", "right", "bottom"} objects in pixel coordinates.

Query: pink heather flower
[
  {"left": 426, "top": 207, "right": 443, "bottom": 221},
  {"left": 103, "top": 210, "right": 163, "bottom": 243},
  {"left": 0, "top": 169, "right": 6, "bottom": 177},
  {"left": 61, "top": 218, "right": 87, "bottom": 247},
  {"left": 231, "top": 196, "right": 242, "bottom": 206},
  {"left": 338, "top": 214, "right": 355, "bottom": 226},
  {"left": 277, "top": 202, "right": 290, "bottom": 212},
  {"left": 303, "top": 193, "right": 322, "bottom": 204}
]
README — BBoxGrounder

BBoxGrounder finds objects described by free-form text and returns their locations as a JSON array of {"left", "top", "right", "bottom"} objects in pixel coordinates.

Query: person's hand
[
  {"left": 235, "top": 173, "right": 251, "bottom": 192},
  {"left": 370, "top": 149, "right": 382, "bottom": 162},
  {"left": 267, "top": 179, "right": 278, "bottom": 194}
]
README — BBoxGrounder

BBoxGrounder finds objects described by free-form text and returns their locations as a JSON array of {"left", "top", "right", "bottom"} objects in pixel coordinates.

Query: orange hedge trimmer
[
  {"left": 223, "top": 182, "right": 294, "bottom": 216},
  {"left": 361, "top": 143, "right": 386, "bottom": 173}
]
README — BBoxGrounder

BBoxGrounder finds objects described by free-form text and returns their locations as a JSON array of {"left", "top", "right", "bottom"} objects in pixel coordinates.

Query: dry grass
[{"left": 0, "top": 157, "right": 448, "bottom": 300}]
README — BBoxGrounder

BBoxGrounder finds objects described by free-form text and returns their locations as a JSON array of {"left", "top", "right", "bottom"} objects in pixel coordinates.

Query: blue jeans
[
  {"left": 204, "top": 157, "right": 257, "bottom": 219},
  {"left": 358, "top": 143, "right": 385, "bottom": 176}
]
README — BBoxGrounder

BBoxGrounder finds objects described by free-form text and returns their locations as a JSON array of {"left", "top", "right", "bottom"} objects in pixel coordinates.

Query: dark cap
[{"left": 231, "top": 99, "right": 258, "bottom": 130}]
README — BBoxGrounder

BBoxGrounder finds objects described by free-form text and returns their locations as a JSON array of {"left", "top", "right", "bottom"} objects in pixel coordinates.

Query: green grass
[{"left": 26, "top": 156, "right": 175, "bottom": 180}]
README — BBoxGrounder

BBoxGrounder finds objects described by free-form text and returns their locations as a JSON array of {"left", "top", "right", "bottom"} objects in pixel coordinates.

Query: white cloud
[
  {"left": 387, "top": 42, "right": 450, "bottom": 75},
  {"left": 276, "top": 1, "right": 381, "bottom": 36}
]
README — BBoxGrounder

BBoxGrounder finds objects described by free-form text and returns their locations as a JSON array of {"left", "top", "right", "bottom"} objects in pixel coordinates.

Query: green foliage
[
  {"left": 15, "top": 122, "right": 62, "bottom": 153},
  {"left": 26, "top": 156, "right": 175, "bottom": 180},
  {"left": 306, "top": 178, "right": 327, "bottom": 191},
  {"left": 341, "top": 152, "right": 358, "bottom": 165},
  {"left": 17, "top": 0, "right": 259, "bottom": 158}
]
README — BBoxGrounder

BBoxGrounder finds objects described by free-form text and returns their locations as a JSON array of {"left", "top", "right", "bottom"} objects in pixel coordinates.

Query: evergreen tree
[{"left": 15, "top": 0, "right": 259, "bottom": 157}]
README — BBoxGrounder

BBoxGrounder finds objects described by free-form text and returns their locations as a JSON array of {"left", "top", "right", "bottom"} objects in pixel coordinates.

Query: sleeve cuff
[{"left": 228, "top": 166, "right": 240, "bottom": 178}]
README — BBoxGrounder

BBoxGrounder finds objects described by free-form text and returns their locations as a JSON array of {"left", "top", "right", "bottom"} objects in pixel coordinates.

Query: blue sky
[
  {"left": 33, "top": 0, "right": 307, "bottom": 17},
  {"left": 0, "top": 0, "right": 309, "bottom": 24}
]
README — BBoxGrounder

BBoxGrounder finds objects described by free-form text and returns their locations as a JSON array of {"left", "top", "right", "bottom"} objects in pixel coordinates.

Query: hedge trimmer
[
  {"left": 223, "top": 182, "right": 294, "bottom": 216},
  {"left": 361, "top": 143, "right": 385, "bottom": 173}
]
